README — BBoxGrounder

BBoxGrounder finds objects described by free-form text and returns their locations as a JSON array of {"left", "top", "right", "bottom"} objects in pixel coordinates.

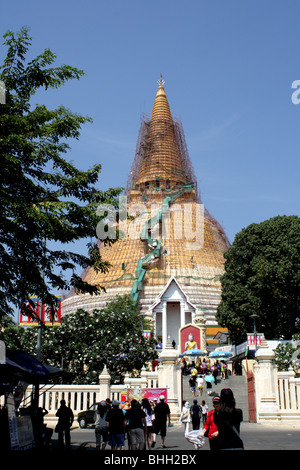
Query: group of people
[
  {"left": 183, "top": 388, "right": 244, "bottom": 450},
  {"left": 187, "top": 359, "right": 228, "bottom": 397},
  {"left": 180, "top": 399, "right": 208, "bottom": 432},
  {"left": 94, "top": 394, "right": 171, "bottom": 450},
  {"left": 182, "top": 358, "right": 228, "bottom": 381},
  {"left": 54, "top": 387, "right": 243, "bottom": 451}
]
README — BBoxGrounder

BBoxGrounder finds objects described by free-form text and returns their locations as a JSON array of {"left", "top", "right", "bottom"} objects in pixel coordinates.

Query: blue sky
[{"left": 1, "top": 0, "right": 299, "bottom": 247}]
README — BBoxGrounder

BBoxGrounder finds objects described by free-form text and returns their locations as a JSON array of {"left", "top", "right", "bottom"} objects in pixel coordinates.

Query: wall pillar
[
  {"left": 253, "top": 335, "right": 280, "bottom": 423},
  {"left": 99, "top": 365, "right": 111, "bottom": 401},
  {"left": 180, "top": 301, "right": 185, "bottom": 327},
  {"left": 162, "top": 301, "right": 167, "bottom": 348},
  {"left": 158, "top": 336, "right": 181, "bottom": 422}
]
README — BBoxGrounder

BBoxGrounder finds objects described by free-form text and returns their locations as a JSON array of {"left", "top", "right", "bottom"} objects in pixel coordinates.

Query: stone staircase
[{"left": 182, "top": 374, "right": 249, "bottom": 422}]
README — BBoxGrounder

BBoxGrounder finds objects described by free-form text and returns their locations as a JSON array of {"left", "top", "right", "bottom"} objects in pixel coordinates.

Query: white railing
[
  {"left": 22, "top": 368, "right": 159, "bottom": 423},
  {"left": 23, "top": 384, "right": 100, "bottom": 421},
  {"left": 253, "top": 339, "right": 300, "bottom": 424},
  {"left": 276, "top": 369, "right": 300, "bottom": 418}
]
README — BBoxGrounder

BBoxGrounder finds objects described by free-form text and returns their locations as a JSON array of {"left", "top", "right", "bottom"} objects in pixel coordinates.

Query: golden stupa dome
[{"left": 62, "top": 77, "right": 229, "bottom": 338}]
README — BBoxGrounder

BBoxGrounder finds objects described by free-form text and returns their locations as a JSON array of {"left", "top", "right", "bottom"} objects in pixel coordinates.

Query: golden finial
[{"left": 157, "top": 73, "right": 165, "bottom": 88}]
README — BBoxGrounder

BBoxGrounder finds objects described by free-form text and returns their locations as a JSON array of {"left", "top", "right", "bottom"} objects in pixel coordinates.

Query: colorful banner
[
  {"left": 247, "top": 333, "right": 263, "bottom": 349},
  {"left": 120, "top": 388, "right": 167, "bottom": 403},
  {"left": 143, "top": 330, "right": 151, "bottom": 339},
  {"left": 19, "top": 296, "right": 61, "bottom": 326}
]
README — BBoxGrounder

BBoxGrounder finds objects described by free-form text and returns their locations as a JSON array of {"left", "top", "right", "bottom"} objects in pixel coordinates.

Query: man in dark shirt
[
  {"left": 106, "top": 400, "right": 125, "bottom": 450},
  {"left": 151, "top": 395, "right": 170, "bottom": 448},
  {"left": 55, "top": 399, "right": 74, "bottom": 449},
  {"left": 124, "top": 399, "right": 146, "bottom": 450},
  {"left": 190, "top": 399, "right": 201, "bottom": 430}
]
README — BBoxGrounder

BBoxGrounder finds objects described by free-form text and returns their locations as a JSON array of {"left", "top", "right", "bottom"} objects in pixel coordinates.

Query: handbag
[
  {"left": 180, "top": 409, "right": 189, "bottom": 422},
  {"left": 54, "top": 423, "right": 61, "bottom": 433}
]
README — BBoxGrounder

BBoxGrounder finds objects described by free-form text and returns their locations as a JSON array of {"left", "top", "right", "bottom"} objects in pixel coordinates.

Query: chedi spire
[{"left": 126, "top": 75, "right": 199, "bottom": 203}]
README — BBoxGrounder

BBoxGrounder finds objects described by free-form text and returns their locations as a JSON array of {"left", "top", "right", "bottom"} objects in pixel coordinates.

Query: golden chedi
[{"left": 62, "top": 76, "right": 230, "bottom": 350}]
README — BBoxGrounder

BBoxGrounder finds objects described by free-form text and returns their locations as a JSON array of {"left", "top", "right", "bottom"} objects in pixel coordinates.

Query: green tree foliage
[
  {"left": 0, "top": 27, "right": 123, "bottom": 320},
  {"left": 274, "top": 334, "right": 300, "bottom": 375},
  {"left": 1, "top": 295, "right": 158, "bottom": 384},
  {"left": 216, "top": 215, "right": 300, "bottom": 344}
]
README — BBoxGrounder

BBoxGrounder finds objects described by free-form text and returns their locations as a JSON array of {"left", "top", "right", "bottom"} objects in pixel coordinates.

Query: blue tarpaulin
[{"left": 0, "top": 350, "right": 50, "bottom": 387}]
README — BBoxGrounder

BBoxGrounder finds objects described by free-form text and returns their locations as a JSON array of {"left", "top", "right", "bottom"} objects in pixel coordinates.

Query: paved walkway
[{"left": 48, "top": 421, "right": 300, "bottom": 451}]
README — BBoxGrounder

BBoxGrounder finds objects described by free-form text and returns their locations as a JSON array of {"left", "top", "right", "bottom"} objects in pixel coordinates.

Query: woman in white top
[
  {"left": 196, "top": 375, "right": 204, "bottom": 396},
  {"left": 201, "top": 400, "right": 208, "bottom": 425},
  {"left": 180, "top": 401, "right": 191, "bottom": 435},
  {"left": 142, "top": 398, "right": 154, "bottom": 449}
]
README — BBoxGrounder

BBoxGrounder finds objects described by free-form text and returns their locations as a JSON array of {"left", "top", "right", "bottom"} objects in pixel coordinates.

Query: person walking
[
  {"left": 180, "top": 401, "right": 191, "bottom": 434},
  {"left": 151, "top": 395, "right": 170, "bottom": 449},
  {"left": 121, "top": 401, "right": 131, "bottom": 448},
  {"left": 124, "top": 399, "right": 146, "bottom": 450},
  {"left": 201, "top": 400, "right": 208, "bottom": 426},
  {"left": 221, "top": 361, "right": 227, "bottom": 379},
  {"left": 211, "top": 363, "right": 218, "bottom": 385},
  {"left": 141, "top": 398, "right": 154, "bottom": 449},
  {"left": 203, "top": 396, "right": 220, "bottom": 450},
  {"left": 196, "top": 374, "right": 204, "bottom": 396},
  {"left": 94, "top": 401, "right": 108, "bottom": 450},
  {"left": 189, "top": 374, "right": 196, "bottom": 396},
  {"left": 213, "top": 388, "right": 244, "bottom": 450},
  {"left": 190, "top": 363, "right": 198, "bottom": 377},
  {"left": 181, "top": 358, "right": 188, "bottom": 376},
  {"left": 27, "top": 404, "right": 50, "bottom": 448},
  {"left": 55, "top": 399, "right": 74, "bottom": 449},
  {"left": 190, "top": 399, "right": 201, "bottom": 430},
  {"left": 205, "top": 372, "right": 214, "bottom": 395},
  {"left": 106, "top": 400, "right": 125, "bottom": 450}
]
